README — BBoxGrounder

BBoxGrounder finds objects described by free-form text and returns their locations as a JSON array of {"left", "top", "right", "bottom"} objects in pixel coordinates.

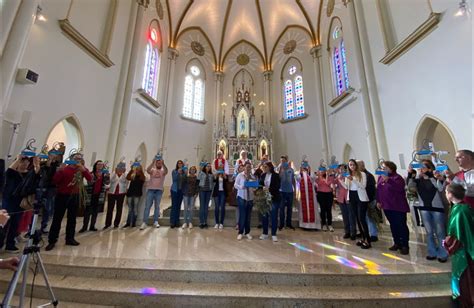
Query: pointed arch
[
  {"left": 221, "top": 39, "right": 265, "bottom": 71},
  {"left": 45, "top": 114, "right": 84, "bottom": 155},
  {"left": 135, "top": 142, "right": 148, "bottom": 165},
  {"left": 342, "top": 143, "right": 354, "bottom": 163},
  {"left": 232, "top": 68, "right": 254, "bottom": 87},
  {"left": 280, "top": 56, "right": 303, "bottom": 80},
  {"left": 269, "top": 25, "right": 313, "bottom": 69},
  {"left": 413, "top": 115, "right": 458, "bottom": 167}
]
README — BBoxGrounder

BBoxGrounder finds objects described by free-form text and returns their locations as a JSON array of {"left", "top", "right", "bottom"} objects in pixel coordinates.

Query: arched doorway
[
  {"left": 45, "top": 115, "right": 83, "bottom": 159},
  {"left": 342, "top": 143, "right": 355, "bottom": 163},
  {"left": 414, "top": 115, "right": 457, "bottom": 168},
  {"left": 135, "top": 142, "right": 147, "bottom": 165}
]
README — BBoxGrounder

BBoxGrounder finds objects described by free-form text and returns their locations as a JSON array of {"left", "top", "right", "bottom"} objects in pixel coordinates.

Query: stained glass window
[
  {"left": 341, "top": 40, "right": 350, "bottom": 89},
  {"left": 283, "top": 64, "right": 305, "bottom": 120},
  {"left": 331, "top": 22, "right": 350, "bottom": 97},
  {"left": 294, "top": 75, "right": 304, "bottom": 117},
  {"left": 284, "top": 80, "right": 294, "bottom": 119},
  {"left": 182, "top": 65, "right": 205, "bottom": 121},
  {"left": 142, "top": 26, "right": 161, "bottom": 100},
  {"left": 333, "top": 47, "right": 344, "bottom": 96}
]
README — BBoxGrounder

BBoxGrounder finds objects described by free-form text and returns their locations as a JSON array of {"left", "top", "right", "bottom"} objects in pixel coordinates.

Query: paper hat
[{"left": 116, "top": 162, "right": 126, "bottom": 169}]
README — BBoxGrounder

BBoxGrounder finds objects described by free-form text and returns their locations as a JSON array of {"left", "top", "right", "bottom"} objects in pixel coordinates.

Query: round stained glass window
[
  {"left": 288, "top": 65, "right": 296, "bottom": 75},
  {"left": 190, "top": 66, "right": 200, "bottom": 76}
]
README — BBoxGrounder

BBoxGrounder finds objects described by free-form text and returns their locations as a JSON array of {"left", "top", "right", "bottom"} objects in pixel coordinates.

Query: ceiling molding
[
  {"left": 295, "top": 0, "right": 316, "bottom": 45},
  {"left": 218, "top": 0, "right": 234, "bottom": 70},
  {"left": 165, "top": 0, "right": 173, "bottom": 47},
  {"left": 172, "top": 0, "right": 194, "bottom": 47},
  {"left": 221, "top": 39, "right": 265, "bottom": 71},
  {"left": 316, "top": 0, "right": 324, "bottom": 45},
  {"left": 269, "top": 24, "right": 313, "bottom": 69},
  {"left": 176, "top": 26, "right": 218, "bottom": 70},
  {"left": 255, "top": 0, "right": 268, "bottom": 70}
]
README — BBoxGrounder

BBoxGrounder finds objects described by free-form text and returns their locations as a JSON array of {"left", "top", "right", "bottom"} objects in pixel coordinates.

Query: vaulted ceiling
[{"left": 164, "top": 0, "right": 328, "bottom": 71}]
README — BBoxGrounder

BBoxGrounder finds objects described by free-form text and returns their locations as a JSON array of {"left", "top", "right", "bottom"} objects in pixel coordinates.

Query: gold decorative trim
[
  {"left": 380, "top": 13, "right": 441, "bottom": 65},
  {"left": 316, "top": 0, "right": 324, "bottom": 45},
  {"left": 172, "top": 0, "right": 194, "bottom": 46},
  {"left": 329, "top": 88, "right": 354, "bottom": 108},
  {"left": 58, "top": 19, "right": 114, "bottom": 67},
  {"left": 137, "top": 88, "right": 161, "bottom": 108},
  {"left": 280, "top": 113, "right": 309, "bottom": 124},
  {"left": 176, "top": 26, "right": 218, "bottom": 70},
  {"left": 165, "top": 0, "right": 173, "bottom": 47},
  {"left": 269, "top": 25, "right": 313, "bottom": 68},
  {"left": 255, "top": 0, "right": 269, "bottom": 70},
  {"left": 218, "top": 0, "right": 234, "bottom": 70},
  {"left": 222, "top": 39, "right": 265, "bottom": 70},
  {"left": 180, "top": 114, "right": 207, "bottom": 124},
  {"left": 295, "top": 0, "right": 317, "bottom": 45}
]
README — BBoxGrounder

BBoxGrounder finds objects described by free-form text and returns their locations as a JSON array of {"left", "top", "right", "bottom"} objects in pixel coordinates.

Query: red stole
[
  {"left": 214, "top": 158, "right": 226, "bottom": 170},
  {"left": 300, "top": 172, "right": 316, "bottom": 223}
]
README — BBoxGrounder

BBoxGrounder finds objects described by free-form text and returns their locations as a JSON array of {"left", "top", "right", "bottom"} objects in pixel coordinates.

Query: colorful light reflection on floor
[
  {"left": 315, "top": 242, "right": 345, "bottom": 252},
  {"left": 141, "top": 287, "right": 158, "bottom": 295},
  {"left": 326, "top": 255, "right": 364, "bottom": 270},
  {"left": 382, "top": 253, "right": 414, "bottom": 264},
  {"left": 288, "top": 242, "right": 314, "bottom": 253},
  {"left": 333, "top": 240, "right": 351, "bottom": 246},
  {"left": 352, "top": 255, "right": 384, "bottom": 275}
]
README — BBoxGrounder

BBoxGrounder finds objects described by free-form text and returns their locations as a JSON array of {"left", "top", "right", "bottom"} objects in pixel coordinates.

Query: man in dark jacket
[{"left": 358, "top": 160, "right": 379, "bottom": 242}]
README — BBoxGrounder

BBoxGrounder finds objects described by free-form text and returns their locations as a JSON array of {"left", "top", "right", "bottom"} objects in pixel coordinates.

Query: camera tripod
[{"left": 2, "top": 199, "right": 58, "bottom": 307}]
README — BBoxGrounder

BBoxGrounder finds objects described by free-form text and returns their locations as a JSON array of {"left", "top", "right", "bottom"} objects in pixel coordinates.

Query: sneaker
[
  {"left": 322, "top": 225, "right": 328, "bottom": 232},
  {"left": 140, "top": 223, "right": 147, "bottom": 230},
  {"left": 360, "top": 242, "right": 371, "bottom": 249},
  {"left": 235, "top": 224, "right": 239, "bottom": 230},
  {"left": 328, "top": 225, "right": 334, "bottom": 232},
  {"left": 122, "top": 224, "right": 130, "bottom": 228},
  {"left": 189, "top": 223, "right": 193, "bottom": 229},
  {"left": 214, "top": 224, "right": 219, "bottom": 229},
  {"left": 237, "top": 234, "right": 243, "bottom": 240},
  {"left": 437, "top": 257, "right": 448, "bottom": 263},
  {"left": 182, "top": 223, "right": 188, "bottom": 229},
  {"left": 153, "top": 222, "right": 160, "bottom": 228},
  {"left": 259, "top": 234, "right": 268, "bottom": 240},
  {"left": 246, "top": 234, "right": 253, "bottom": 240},
  {"left": 41, "top": 228, "right": 49, "bottom": 234},
  {"left": 5, "top": 246, "right": 20, "bottom": 253},
  {"left": 272, "top": 236, "right": 278, "bottom": 242},
  {"left": 426, "top": 256, "right": 437, "bottom": 261},
  {"left": 219, "top": 224, "right": 224, "bottom": 229}
]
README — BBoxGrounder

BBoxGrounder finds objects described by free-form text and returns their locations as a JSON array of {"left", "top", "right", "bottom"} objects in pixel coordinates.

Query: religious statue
[{"left": 240, "top": 115, "right": 245, "bottom": 133}]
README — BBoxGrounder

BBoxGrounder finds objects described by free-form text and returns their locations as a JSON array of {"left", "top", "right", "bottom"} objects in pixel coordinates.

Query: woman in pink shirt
[{"left": 315, "top": 168, "right": 336, "bottom": 231}]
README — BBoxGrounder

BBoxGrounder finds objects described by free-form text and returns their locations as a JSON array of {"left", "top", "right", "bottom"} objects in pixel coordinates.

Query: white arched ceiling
[
  {"left": 176, "top": 28, "right": 216, "bottom": 69},
  {"left": 168, "top": 0, "right": 324, "bottom": 70}
]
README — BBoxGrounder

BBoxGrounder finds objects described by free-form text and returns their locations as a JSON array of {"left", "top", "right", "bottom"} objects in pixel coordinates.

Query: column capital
[
  {"left": 136, "top": 0, "right": 150, "bottom": 8},
  {"left": 214, "top": 71, "right": 225, "bottom": 82},
  {"left": 310, "top": 45, "right": 323, "bottom": 58},
  {"left": 263, "top": 70, "right": 273, "bottom": 81},
  {"left": 168, "top": 47, "right": 179, "bottom": 60}
]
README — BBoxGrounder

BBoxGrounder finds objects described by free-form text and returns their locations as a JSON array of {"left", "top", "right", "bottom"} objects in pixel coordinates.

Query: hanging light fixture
[{"left": 455, "top": 0, "right": 471, "bottom": 17}]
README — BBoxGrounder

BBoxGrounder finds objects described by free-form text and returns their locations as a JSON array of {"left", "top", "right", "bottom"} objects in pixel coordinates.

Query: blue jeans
[
  {"left": 199, "top": 190, "right": 212, "bottom": 225},
  {"left": 214, "top": 191, "right": 226, "bottom": 224},
  {"left": 262, "top": 201, "right": 279, "bottom": 236},
  {"left": 279, "top": 192, "right": 293, "bottom": 228},
  {"left": 420, "top": 210, "right": 448, "bottom": 259},
  {"left": 39, "top": 189, "right": 55, "bottom": 231},
  {"left": 384, "top": 209, "right": 410, "bottom": 248},
  {"left": 143, "top": 189, "right": 163, "bottom": 224},
  {"left": 339, "top": 201, "right": 356, "bottom": 236},
  {"left": 366, "top": 200, "right": 378, "bottom": 237},
  {"left": 238, "top": 197, "right": 253, "bottom": 235},
  {"left": 170, "top": 190, "right": 183, "bottom": 226},
  {"left": 126, "top": 196, "right": 140, "bottom": 226},
  {"left": 183, "top": 195, "right": 196, "bottom": 224}
]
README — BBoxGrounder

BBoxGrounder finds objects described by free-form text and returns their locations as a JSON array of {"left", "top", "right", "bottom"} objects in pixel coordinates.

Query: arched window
[
  {"left": 329, "top": 21, "right": 350, "bottom": 96},
  {"left": 282, "top": 59, "right": 305, "bottom": 120},
  {"left": 182, "top": 61, "right": 205, "bottom": 121},
  {"left": 142, "top": 20, "right": 162, "bottom": 99}
]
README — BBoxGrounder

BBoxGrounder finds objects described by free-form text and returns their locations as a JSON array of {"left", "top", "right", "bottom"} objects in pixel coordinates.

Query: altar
[{"left": 213, "top": 69, "right": 272, "bottom": 168}]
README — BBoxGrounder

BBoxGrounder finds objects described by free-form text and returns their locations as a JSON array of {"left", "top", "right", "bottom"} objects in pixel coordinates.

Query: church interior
[{"left": 0, "top": 0, "right": 472, "bottom": 307}]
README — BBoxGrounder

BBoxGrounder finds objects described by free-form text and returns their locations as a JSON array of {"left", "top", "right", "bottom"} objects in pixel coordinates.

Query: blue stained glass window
[
  {"left": 283, "top": 68, "right": 305, "bottom": 120},
  {"left": 341, "top": 40, "right": 349, "bottom": 89},
  {"left": 142, "top": 39, "right": 160, "bottom": 99}
]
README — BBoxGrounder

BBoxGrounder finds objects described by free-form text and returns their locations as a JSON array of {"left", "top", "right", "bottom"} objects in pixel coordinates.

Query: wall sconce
[
  {"left": 35, "top": 5, "right": 47, "bottom": 22},
  {"left": 455, "top": 0, "right": 471, "bottom": 17}
]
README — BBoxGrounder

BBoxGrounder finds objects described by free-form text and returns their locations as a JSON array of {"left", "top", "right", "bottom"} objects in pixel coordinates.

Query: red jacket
[{"left": 53, "top": 166, "right": 92, "bottom": 195}]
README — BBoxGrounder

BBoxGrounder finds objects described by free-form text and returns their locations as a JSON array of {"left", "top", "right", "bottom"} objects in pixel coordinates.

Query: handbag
[
  {"left": 443, "top": 235, "right": 462, "bottom": 255},
  {"left": 20, "top": 194, "right": 35, "bottom": 210}
]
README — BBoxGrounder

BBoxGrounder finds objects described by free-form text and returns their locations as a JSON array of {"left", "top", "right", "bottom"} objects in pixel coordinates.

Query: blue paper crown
[
  {"left": 328, "top": 164, "right": 339, "bottom": 170},
  {"left": 216, "top": 169, "right": 224, "bottom": 174},
  {"left": 318, "top": 167, "right": 327, "bottom": 171},
  {"left": 132, "top": 162, "right": 141, "bottom": 167},
  {"left": 64, "top": 160, "right": 78, "bottom": 165},
  {"left": 375, "top": 170, "right": 388, "bottom": 176},
  {"left": 244, "top": 181, "right": 259, "bottom": 188},
  {"left": 200, "top": 161, "right": 208, "bottom": 167},
  {"left": 410, "top": 163, "right": 423, "bottom": 169},
  {"left": 342, "top": 172, "right": 350, "bottom": 177},
  {"left": 435, "top": 165, "right": 448, "bottom": 172},
  {"left": 155, "top": 154, "right": 162, "bottom": 160}
]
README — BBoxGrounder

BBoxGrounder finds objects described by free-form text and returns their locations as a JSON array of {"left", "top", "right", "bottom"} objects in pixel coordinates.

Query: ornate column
[
  {"left": 352, "top": 0, "right": 389, "bottom": 160},
  {"left": 106, "top": 0, "right": 140, "bottom": 164},
  {"left": 110, "top": 0, "right": 147, "bottom": 165},
  {"left": 310, "top": 45, "right": 331, "bottom": 163},
  {"left": 263, "top": 70, "right": 273, "bottom": 158},
  {"left": 345, "top": 0, "right": 379, "bottom": 169},
  {"left": 213, "top": 71, "right": 224, "bottom": 145},
  {"left": 0, "top": 0, "right": 39, "bottom": 154},
  {"left": 159, "top": 47, "right": 179, "bottom": 152}
]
